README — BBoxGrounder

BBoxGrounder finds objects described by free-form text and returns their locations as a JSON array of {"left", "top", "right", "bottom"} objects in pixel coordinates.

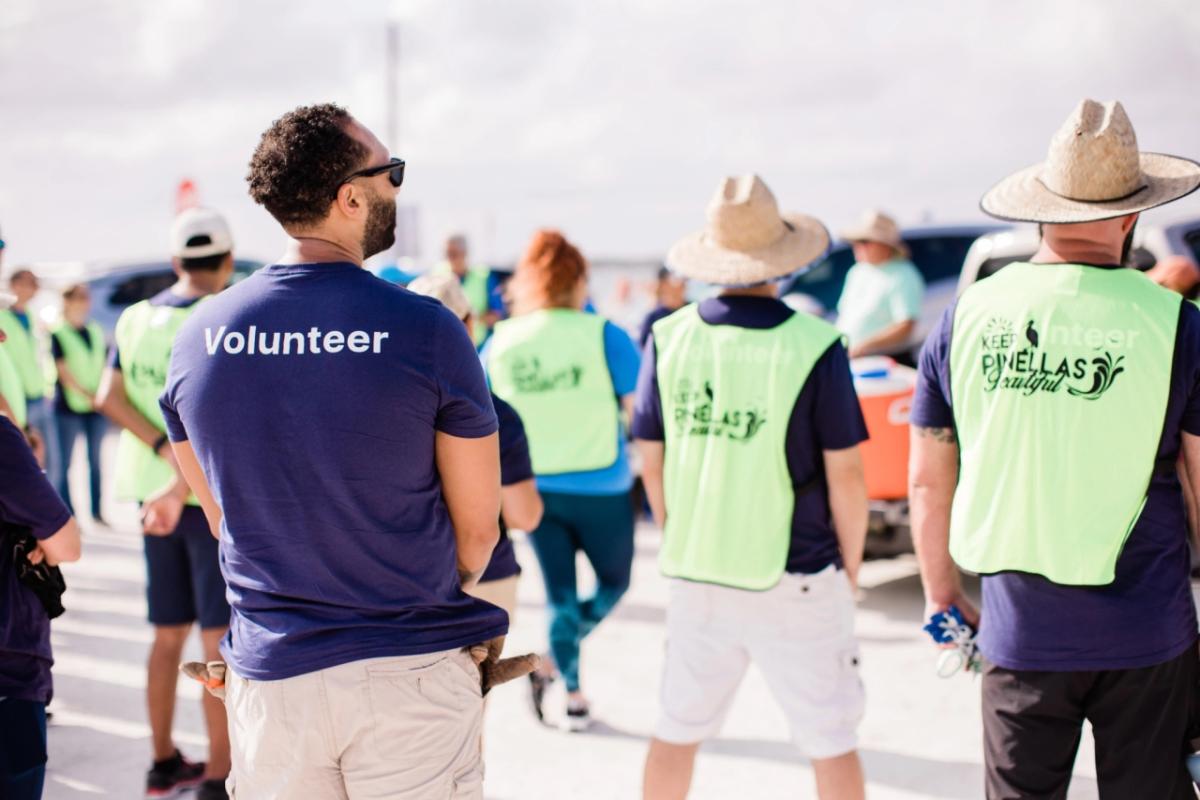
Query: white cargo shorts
[
  {"left": 225, "top": 648, "right": 484, "bottom": 799},
  {"left": 655, "top": 565, "right": 865, "bottom": 759}
]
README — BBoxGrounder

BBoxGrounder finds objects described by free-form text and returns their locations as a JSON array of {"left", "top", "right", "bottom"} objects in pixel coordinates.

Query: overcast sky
[{"left": 2, "top": 0, "right": 1199, "bottom": 268}]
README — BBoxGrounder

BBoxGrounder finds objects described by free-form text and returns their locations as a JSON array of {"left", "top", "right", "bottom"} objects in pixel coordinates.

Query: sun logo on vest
[
  {"left": 511, "top": 357, "right": 583, "bottom": 393},
  {"left": 671, "top": 379, "right": 766, "bottom": 441},
  {"left": 978, "top": 317, "right": 1127, "bottom": 400}
]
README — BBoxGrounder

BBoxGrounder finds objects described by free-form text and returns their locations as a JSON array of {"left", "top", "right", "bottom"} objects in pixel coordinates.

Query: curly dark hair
[{"left": 246, "top": 103, "right": 370, "bottom": 228}]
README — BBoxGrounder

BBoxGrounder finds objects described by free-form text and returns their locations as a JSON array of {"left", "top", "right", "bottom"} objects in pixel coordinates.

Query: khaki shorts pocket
[
  {"left": 227, "top": 674, "right": 292, "bottom": 769},
  {"left": 365, "top": 656, "right": 481, "bottom": 768}
]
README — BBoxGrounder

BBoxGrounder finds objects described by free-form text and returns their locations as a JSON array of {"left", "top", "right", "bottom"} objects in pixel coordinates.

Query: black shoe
[
  {"left": 196, "top": 778, "right": 229, "bottom": 800},
  {"left": 145, "top": 750, "right": 205, "bottom": 798},
  {"left": 565, "top": 700, "right": 592, "bottom": 733},
  {"left": 528, "top": 670, "right": 552, "bottom": 722}
]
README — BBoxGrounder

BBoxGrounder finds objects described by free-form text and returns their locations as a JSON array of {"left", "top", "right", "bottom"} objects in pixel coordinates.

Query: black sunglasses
[{"left": 342, "top": 157, "right": 405, "bottom": 188}]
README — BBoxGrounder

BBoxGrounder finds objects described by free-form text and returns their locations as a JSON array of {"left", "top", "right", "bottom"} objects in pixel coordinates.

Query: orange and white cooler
[{"left": 851, "top": 357, "right": 917, "bottom": 501}]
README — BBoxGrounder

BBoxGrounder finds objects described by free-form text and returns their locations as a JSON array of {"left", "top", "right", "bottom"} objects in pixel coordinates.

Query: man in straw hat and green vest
[
  {"left": 910, "top": 99, "right": 1200, "bottom": 798},
  {"left": 634, "top": 174, "right": 869, "bottom": 800}
]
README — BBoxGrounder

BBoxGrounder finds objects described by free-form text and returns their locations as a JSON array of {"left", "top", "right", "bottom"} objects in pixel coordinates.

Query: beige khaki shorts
[{"left": 225, "top": 648, "right": 484, "bottom": 799}]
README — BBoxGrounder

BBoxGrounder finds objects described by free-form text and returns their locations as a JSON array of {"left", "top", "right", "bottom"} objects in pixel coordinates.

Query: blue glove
[{"left": 924, "top": 605, "right": 982, "bottom": 678}]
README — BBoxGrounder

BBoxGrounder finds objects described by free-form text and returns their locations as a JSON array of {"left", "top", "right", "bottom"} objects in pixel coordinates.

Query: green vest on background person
[
  {"left": 948, "top": 262, "right": 1179, "bottom": 586},
  {"left": 487, "top": 308, "right": 618, "bottom": 475},
  {"left": 0, "top": 346, "right": 27, "bottom": 428},
  {"left": 0, "top": 309, "right": 45, "bottom": 401},
  {"left": 654, "top": 304, "right": 841, "bottom": 590},
  {"left": 433, "top": 261, "right": 491, "bottom": 345},
  {"left": 113, "top": 300, "right": 203, "bottom": 504},
  {"left": 51, "top": 321, "right": 106, "bottom": 415}
]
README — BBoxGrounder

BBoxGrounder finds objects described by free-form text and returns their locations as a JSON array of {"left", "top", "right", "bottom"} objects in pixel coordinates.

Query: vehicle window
[
  {"left": 906, "top": 236, "right": 977, "bottom": 284},
  {"left": 1187, "top": 229, "right": 1200, "bottom": 265},
  {"left": 785, "top": 246, "right": 855, "bottom": 312},
  {"left": 1128, "top": 247, "right": 1156, "bottom": 272},
  {"left": 978, "top": 255, "right": 1030, "bottom": 281},
  {"left": 107, "top": 272, "right": 176, "bottom": 306}
]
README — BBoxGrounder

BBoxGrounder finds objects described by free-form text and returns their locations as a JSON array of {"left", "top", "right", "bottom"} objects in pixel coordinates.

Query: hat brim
[
  {"left": 836, "top": 226, "right": 910, "bottom": 257},
  {"left": 667, "top": 213, "right": 831, "bottom": 286},
  {"left": 980, "top": 152, "right": 1200, "bottom": 224}
]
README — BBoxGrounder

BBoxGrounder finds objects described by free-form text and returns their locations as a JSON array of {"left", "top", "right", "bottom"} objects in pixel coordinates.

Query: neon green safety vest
[
  {"left": 949, "top": 263, "right": 1180, "bottom": 586},
  {"left": 654, "top": 304, "right": 842, "bottom": 590},
  {"left": 52, "top": 321, "right": 106, "bottom": 415},
  {"left": 113, "top": 299, "right": 204, "bottom": 504},
  {"left": 0, "top": 309, "right": 45, "bottom": 400},
  {"left": 487, "top": 309, "right": 619, "bottom": 475},
  {"left": 434, "top": 262, "right": 492, "bottom": 345},
  {"left": 0, "top": 346, "right": 27, "bottom": 428}
]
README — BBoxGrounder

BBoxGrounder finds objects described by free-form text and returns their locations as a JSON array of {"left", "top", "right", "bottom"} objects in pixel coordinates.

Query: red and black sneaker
[{"left": 145, "top": 750, "right": 205, "bottom": 798}]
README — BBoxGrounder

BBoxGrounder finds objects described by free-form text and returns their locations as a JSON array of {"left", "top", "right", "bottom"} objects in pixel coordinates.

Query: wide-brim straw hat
[
  {"left": 981, "top": 99, "right": 1200, "bottom": 224},
  {"left": 407, "top": 272, "right": 473, "bottom": 320},
  {"left": 839, "top": 209, "right": 909, "bottom": 256},
  {"left": 668, "top": 175, "right": 830, "bottom": 286}
]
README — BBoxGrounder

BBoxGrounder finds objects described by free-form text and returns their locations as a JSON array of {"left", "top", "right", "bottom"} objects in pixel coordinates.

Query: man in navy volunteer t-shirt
[{"left": 160, "top": 103, "right": 510, "bottom": 798}]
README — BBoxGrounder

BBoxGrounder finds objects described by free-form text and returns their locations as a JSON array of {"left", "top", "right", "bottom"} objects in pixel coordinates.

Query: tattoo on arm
[{"left": 914, "top": 426, "right": 957, "bottom": 444}]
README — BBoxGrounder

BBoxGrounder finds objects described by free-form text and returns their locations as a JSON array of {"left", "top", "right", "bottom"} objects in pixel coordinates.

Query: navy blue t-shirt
[
  {"left": 0, "top": 416, "right": 72, "bottom": 703},
  {"left": 638, "top": 304, "right": 677, "bottom": 349},
  {"left": 160, "top": 262, "right": 508, "bottom": 681},
  {"left": 109, "top": 288, "right": 204, "bottom": 371},
  {"left": 631, "top": 296, "right": 869, "bottom": 574},
  {"left": 912, "top": 284, "right": 1200, "bottom": 671},
  {"left": 480, "top": 394, "right": 534, "bottom": 583}
]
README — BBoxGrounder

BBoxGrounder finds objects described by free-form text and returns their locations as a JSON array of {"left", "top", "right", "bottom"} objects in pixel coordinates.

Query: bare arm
[
  {"left": 96, "top": 368, "right": 169, "bottom": 449},
  {"left": 35, "top": 518, "right": 82, "bottom": 566},
  {"left": 501, "top": 478, "right": 543, "bottom": 532},
  {"left": 637, "top": 439, "right": 666, "bottom": 528},
  {"left": 55, "top": 358, "right": 94, "bottom": 405},
  {"left": 849, "top": 319, "right": 917, "bottom": 359},
  {"left": 1181, "top": 433, "right": 1200, "bottom": 548},
  {"left": 824, "top": 445, "right": 868, "bottom": 589},
  {"left": 168, "top": 439, "right": 223, "bottom": 538},
  {"left": 909, "top": 424, "right": 977, "bottom": 624},
  {"left": 436, "top": 431, "right": 501, "bottom": 589}
]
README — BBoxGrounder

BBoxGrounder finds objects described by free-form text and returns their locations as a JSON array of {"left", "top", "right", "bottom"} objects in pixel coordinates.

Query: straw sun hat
[
  {"left": 407, "top": 272, "right": 473, "bottom": 320},
  {"left": 668, "top": 175, "right": 830, "bottom": 286},
  {"left": 981, "top": 99, "right": 1200, "bottom": 224},
  {"left": 839, "top": 209, "right": 909, "bottom": 256}
]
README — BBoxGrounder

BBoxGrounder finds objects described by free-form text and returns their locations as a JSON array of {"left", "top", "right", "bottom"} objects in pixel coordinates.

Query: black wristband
[{"left": 153, "top": 434, "right": 170, "bottom": 455}]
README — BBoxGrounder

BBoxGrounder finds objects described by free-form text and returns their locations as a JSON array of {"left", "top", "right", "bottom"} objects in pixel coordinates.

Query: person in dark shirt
[
  {"left": 911, "top": 99, "right": 1200, "bottom": 798},
  {"left": 407, "top": 272, "right": 544, "bottom": 621},
  {"left": 160, "top": 103, "right": 535, "bottom": 798},
  {"left": 636, "top": 175, "right": 868, "bottom": 800},
  {"left": 637, "top": 266, "right": 687, "bottom": 349},
  {"left": 50, "top": 283, "right": 107, "bottom": 522},
  {"left": 0, "top": 415, "right": 80, "bottom": 800}
]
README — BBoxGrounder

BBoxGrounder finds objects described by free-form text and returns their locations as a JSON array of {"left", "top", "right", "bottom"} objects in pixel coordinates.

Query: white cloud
[{"left": 1, "top": 0, "right": 1198, "bottom": 267}]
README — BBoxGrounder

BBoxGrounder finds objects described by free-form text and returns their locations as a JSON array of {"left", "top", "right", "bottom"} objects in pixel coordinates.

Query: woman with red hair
[{"left": 483, "top": 230, "right": 641, "bottom": 732}]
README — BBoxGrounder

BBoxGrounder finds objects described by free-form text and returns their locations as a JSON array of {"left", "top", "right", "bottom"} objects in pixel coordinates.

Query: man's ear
[{"left": 333, "top": 183, "right": 363, "bottom": 220}]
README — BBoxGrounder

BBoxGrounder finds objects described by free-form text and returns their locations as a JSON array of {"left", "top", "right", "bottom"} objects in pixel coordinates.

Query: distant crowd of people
[{"left": 3, "top": 95, "right": 1200, "bottom": 800}]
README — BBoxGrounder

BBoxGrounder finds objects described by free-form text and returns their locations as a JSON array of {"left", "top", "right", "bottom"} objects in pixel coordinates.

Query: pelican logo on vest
[
  {"left": 671, "top": 378, "right": 767, "bottom": 441},
  {"left": 977, "top": 317, "right": 1129, "bottom": 400},
  {"left": 511, "top": 357, "right": 582, "bottom": 393}
]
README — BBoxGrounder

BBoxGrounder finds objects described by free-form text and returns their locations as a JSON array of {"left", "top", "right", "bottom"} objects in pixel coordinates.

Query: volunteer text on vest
[{"left": 204, "top": 326, "right": 390, "bottom": 355}]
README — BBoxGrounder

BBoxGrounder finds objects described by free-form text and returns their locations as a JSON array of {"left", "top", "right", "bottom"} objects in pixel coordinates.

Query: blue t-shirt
[
  {"left": 0, "top": 416, "right": 72, "bottom": 703},
  {"left": 159, "top": 262, "right": 509, "bottom": 681},
  {"left": 480, "top": 319, "right": 641, "bottom": 496},
  {"left": 631, "top": 296, "right": 869, "bottom": 574},
  {"left": 12, "top": 310, "right": 30, "bottom": 332},
  {"left": 638, "top": 304, "right": 678, "bottom": 349},
  {"left": 912, "top": 287, "right": 1200, "bottom": 671},
  {"left": 480, "top": 394, "right": 534, "bottom": 583},
  {"left": 109, "top": 288, "right": 204, "bottom": 371}
]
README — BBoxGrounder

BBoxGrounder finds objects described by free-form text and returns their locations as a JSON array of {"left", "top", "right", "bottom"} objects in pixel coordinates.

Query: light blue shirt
[
  {"left": 836, "top": 258, "right": 925, "bottom": 347},
  {"left": 481, "top": 319, "right": 641, "bottom": 496}
]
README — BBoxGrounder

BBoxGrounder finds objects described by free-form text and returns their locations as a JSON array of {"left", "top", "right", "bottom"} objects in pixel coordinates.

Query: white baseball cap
[{"left": 170, "top": 208, "right": 233, "bottom": 258}]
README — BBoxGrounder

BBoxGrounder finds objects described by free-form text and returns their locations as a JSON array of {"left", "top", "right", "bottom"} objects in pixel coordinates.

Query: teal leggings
[{"left": 527, "top": 491, "right": 635, "bottom": 692}]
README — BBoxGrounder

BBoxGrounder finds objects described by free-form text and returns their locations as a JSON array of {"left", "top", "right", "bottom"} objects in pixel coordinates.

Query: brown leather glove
[
  {"left": 468, "top": 636, "right": 539, "bottom": 696},
  {"left": 180, "top": 661, "right": 227, "bottom": 700}
]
